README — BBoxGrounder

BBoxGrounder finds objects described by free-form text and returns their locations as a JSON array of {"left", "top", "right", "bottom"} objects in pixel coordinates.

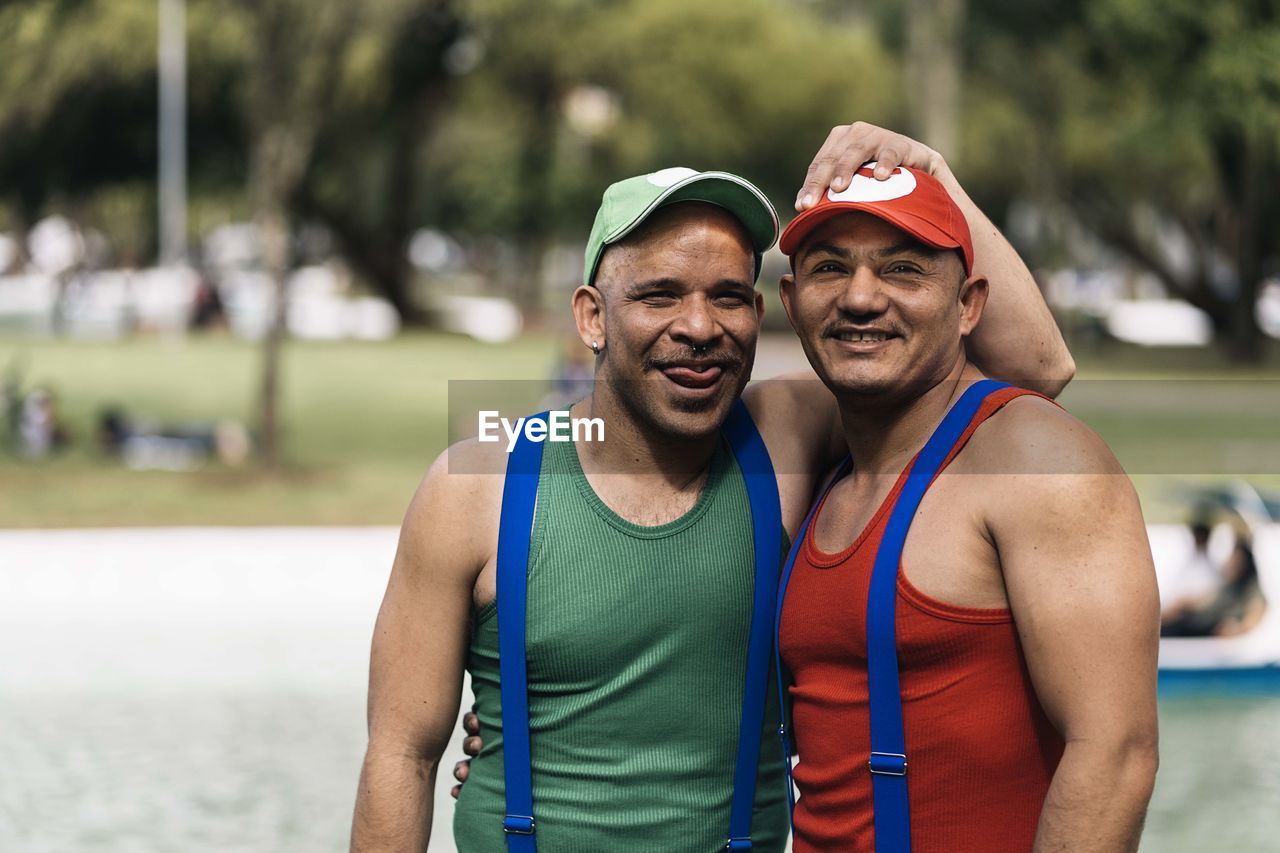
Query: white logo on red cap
[
  {"left": 647, "top": 167, "right": 699, "bottom": 188},
  {"left": 827, "top": 162, "right": 916, "bottom": 203}
]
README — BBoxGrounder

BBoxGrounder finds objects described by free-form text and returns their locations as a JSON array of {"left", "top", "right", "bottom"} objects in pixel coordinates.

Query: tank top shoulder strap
[{"left": 933, "top": 385, "right": 1055, "bottom": 478}]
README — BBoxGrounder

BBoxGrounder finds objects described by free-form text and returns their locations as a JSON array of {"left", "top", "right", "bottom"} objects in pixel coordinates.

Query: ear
[
  {"left": 778, "top": 273, "right": 801, "bottom": 335},
  {"left": 957, "top": 274, "right": 989, "bottom": 338},
  {"left": 571, "top": 284, "right": 606, "bottom": 351},
  {"left": 755, "top": 289, "right": 765, "bottom": 323}
]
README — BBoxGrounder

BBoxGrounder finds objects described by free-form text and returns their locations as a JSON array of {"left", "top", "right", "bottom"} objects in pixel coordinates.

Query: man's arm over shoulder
[
  {"left": 985, "top": 399, "right": 1159, "bottom": 853},
  {"left": 350, "top": 440, "right": 503, "bottom": 851},
  {"left": 943, "top": 170, "right": 1075, "bottom": 399},
  {"left": 743, "top": 375, "right": 844, "bottom": 531}
]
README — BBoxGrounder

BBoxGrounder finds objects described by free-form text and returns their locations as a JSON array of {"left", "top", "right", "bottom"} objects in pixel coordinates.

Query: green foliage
[
  {"left": 432, "top": 0, "right": 898, "bottom": 239},
  {"left": 0, "top": 0, "right": 1275, "bottom": 356},
  {"left": 961, "top": 0, "right": 1279, "bottom": 358}
]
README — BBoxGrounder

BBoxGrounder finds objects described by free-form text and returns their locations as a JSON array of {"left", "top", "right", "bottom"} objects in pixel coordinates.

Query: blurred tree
[
  {"left": 0, "top": 0, "right": 245, "bottom": 263},
  {"left": 294, "top": 0, "right": 465, "bottom": 323},
  {"left": 233, "top": 0, "right": 361, "bottom": 468},
  {"left": 904, "top": 0, "right": 965, "bottom": 159},
  {"left": 425, "top": 0, "right": 899, "bottom": 312},
  {"left": 964, "top": 0, "right": 1280, "bottom": 360}
]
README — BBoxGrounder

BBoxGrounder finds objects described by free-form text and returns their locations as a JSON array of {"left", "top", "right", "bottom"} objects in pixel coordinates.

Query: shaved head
[{"left": 594, "top": 202, "right": 756, "bottom": 293}]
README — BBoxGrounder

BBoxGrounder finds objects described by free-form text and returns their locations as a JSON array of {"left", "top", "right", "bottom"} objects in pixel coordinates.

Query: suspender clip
[
  {"left": 868, "top": 751, "right": 908, "bottom": 777},
  {"left": 725, "top": 838, "right": 753, "bottom": 851},
  {"left": 503, "top": 814, "right": 536, "bottom": 835}
]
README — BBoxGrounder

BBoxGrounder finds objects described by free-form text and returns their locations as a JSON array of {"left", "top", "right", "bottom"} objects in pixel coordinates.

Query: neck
[
  {"left": 570, "top": 383, "right": 720, "bottom": 485},
  {"left": 837, "top": 357, "right": 987, "bottom": 477}
]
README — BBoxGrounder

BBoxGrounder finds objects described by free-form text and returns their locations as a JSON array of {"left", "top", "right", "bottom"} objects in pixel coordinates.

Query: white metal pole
[{"left": 158, "top": 0, "right": 187, "bottom": 267}]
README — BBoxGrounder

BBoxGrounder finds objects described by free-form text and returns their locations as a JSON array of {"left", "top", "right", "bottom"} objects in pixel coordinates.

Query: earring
[{"left": 590, "top": 340, "right": 600, "bottom": 355}]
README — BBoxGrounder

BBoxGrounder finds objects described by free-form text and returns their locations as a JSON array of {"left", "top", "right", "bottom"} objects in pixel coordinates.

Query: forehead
[
  {"left": 600, "top": 202, "right": 755, "bottom": 285},
  {"left": 798, "top": 211, "right": 916, "bottom": 257}
]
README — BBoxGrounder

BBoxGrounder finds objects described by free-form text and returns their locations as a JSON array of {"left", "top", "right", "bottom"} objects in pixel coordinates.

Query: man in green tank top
[{"left": 350, "top": 123, "right": 1073, "bottom": 852}]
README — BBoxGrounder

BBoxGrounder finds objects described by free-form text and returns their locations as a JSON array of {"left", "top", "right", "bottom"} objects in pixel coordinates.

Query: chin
[
  {"left": 816, "top": 365, "right": 903, "bottom": 398},
  {"left": 641, "top": 376, "right": 742, "bottom": 441}
]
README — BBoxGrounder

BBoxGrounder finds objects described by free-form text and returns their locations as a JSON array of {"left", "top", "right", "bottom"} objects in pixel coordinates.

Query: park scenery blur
[{"left": 1, "top": 1, "right": 1279, "bottom": 852}]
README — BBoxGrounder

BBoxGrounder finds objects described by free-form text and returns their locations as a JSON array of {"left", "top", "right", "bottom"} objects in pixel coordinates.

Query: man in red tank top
[{"left": 774, "top": 159, "right": 1160, "bottom": 852}]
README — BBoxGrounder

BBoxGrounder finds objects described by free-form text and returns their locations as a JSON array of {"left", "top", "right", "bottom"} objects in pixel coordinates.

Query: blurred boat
[{"left": 1152, "top": 482, "right": 1280, "bottom": 693}]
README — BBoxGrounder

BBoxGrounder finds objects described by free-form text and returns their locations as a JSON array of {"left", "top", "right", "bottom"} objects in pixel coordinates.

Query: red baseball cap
[{"left": 778, "top": 163, "right": 974, "bottom": 275}]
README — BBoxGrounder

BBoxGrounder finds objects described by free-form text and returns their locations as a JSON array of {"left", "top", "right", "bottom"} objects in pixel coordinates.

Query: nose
[
  {"left": 668, "top": 294, "right": 722, "bottom": 350},
  {"left": 835, "top": 265, "right": 889, "bottom": 320}
]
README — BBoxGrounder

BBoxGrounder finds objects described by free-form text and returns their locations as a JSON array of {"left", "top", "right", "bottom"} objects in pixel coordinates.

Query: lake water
[{"left": 1, "top": 529, "right": 1277, "bottom": 852}]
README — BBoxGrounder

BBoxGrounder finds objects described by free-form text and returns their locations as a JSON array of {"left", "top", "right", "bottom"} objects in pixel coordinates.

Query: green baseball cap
[{"left": 583, "top": 167, "right": 779, "bottom": 286}]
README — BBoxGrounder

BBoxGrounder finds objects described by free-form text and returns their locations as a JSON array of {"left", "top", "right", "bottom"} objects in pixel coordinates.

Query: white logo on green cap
[{"left": 647, "top": 167, "right": 700, "bottom": 188}]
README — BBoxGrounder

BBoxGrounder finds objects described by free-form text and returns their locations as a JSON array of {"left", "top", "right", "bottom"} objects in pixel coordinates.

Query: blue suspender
[
  {"left": 720, "top": 400, "right": 783, "bottom": 852},
  {"left": 774, "top": 379, "right": 1010, "bottom": 851},
  {"left": 494, "top": 399, "right": 782, "bottom": 852},
  {"left": 495, "top": 410, "right": 549, "bottom": 851}
]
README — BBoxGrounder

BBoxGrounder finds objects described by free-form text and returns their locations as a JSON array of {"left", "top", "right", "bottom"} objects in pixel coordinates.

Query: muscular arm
[
  {"left": 351, "top": 448, "right": 496, "bottom": 851},
  {"left": 795, "top": 122, "right": 1075, "bottom": 397},
  {"left": 936, "top": 166, "right": 1075, "bottom": 397},
  {"left": 743, "top": 375, "right": 844, "bottom": 533},
  {"left": 988, "top": 402, "right": 1159, "bottom": 852}
]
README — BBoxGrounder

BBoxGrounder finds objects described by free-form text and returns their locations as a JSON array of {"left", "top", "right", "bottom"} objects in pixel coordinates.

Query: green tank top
[{"left": 453, "top": 430, "right": 788, "bottom": 852}]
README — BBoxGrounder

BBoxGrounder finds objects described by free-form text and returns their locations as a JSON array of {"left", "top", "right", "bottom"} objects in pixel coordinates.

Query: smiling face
[
  {"left": 572, "top": 201, "right": 763, "bottom": 440},
  {"left": 779, "top": 211, "right": 987, "bottom": 401}
]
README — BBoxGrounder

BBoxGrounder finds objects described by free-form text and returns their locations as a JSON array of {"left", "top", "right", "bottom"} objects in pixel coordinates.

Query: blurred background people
[
  {"left": 1162, "top": 523, "right": 1268, "bottom": 638},
  {"left": 97, "top": 406, "right": 251, "bottom": 470},
  {"left": 16, "top": 387, "right": 68, "bottom": 458}
]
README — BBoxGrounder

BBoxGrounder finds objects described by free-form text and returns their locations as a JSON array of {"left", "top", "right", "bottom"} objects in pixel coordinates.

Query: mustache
[
  {"left": 821, "top": 320, "right": 902, "bottom": 338},
  {"left": 646, "top": 350, "right": 743, "bottom": 372}
]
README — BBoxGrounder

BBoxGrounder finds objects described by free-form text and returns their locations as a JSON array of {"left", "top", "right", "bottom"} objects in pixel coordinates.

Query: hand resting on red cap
[{"left": 796, "top": 121, "right": 950, "bottom": 211}]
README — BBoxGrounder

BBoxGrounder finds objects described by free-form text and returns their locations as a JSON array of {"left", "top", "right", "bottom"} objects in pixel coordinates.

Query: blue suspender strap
[
  {"left": 720, "top": 399, "right": 784, "bottom": 852},
  {"left": 496, "top": 411, "right": 550, "bottom": 852},
  {"left": 867, "top": 379, "right": 1009, "bottom": 852},
  {"left": 773, "top": 456, "right": 852, "bottom": 828}
]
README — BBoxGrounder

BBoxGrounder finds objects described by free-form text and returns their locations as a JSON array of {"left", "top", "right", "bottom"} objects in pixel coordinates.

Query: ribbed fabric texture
[
  {"left": 779, "top": 387, "right": 1065, "bottom": 853},
  {"left": 454, "top": 431, "right": 788, "bottom": 853}
]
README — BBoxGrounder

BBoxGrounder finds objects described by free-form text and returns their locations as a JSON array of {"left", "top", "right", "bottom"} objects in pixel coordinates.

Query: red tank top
[{"left": 778, "top": 386, "right": 1064, "bottom": 852}]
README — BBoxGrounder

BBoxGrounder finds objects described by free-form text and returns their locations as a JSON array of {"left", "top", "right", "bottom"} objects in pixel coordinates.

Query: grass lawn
[
  {"left": 1, "top": 331, "right": 1278, "bottom": 527},
  {"left": 0, "top": 332, "right": 558, "bottom": 527}
]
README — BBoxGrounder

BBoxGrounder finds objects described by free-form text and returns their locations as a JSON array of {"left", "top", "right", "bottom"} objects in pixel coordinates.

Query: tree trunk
[
  {"left": 1226, "top": 130, "right": 1267, "bottom": 362},
  {"left": 904, "top": 0, "right": 966, "bottom": 160},
  {"left": 256, "top": 194, "right": 290, "bottom": 469},
  {"left": 509, "top": 74, "right": 559, "bottom": 322}
]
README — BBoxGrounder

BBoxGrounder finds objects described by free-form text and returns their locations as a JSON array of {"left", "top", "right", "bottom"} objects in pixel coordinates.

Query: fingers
[
  {"left": 463, "top": 735, "right": 483, "bottom": 757},
  {"left": 796, "top": 124, "right": 847, "bottom": 211},
  {"left": 450, "top": 757, "right": 471, "bottom": 799},
  {"left": 796, "top": 121, "right": 946, "bottom": 211},
  {"left": 828, "top": 133, "right": 880, "bottom": 192},
  {"left": 872, "top": 146, "right": 903, "bottom": 179},
  {"left": 463, "top": 711, "right": 480, "bottom": 736}
]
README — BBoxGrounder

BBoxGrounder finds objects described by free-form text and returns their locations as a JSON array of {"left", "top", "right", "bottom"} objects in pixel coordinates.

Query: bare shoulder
[
  {"left": 963, "top": 395, "right": 1144, "bottom": 546},
  {"left": 969, "top": 393, "right": 1126, "bottom": 478},
  {"left": 742, "top": 372, "right": 837, "bottom": 463},
  {"left": 397, "top": 436, "right": 508, "bottom": 582}
]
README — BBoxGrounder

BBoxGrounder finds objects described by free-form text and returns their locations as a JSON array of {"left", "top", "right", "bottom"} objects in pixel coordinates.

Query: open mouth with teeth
[
  {"left": 830, "top": 328, "right": 899, "bottom": 345},
  {"left": 835, "top": 330, "right": 893, "bottom": 343}
]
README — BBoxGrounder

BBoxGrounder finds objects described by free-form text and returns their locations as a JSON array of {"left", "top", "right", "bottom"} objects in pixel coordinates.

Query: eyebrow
[
  {"left": 626, "top": 277, "right": 754, "bottom": 294},
  {"left": 874, "top": 240, "right": 943, "bottom": 262},
  {"left": 800, "top": 239, "right": 942, "bottom": 266}
]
